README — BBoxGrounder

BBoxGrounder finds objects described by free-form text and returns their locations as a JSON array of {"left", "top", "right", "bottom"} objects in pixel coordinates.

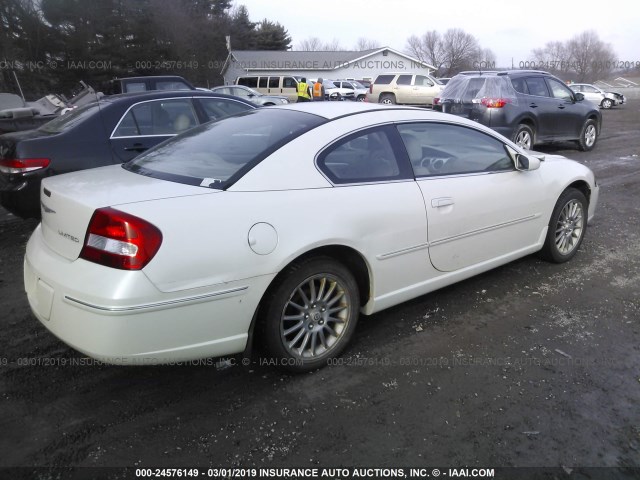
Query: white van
[{"left": 236, "top": 75, "right": 301, "bottom": 102}]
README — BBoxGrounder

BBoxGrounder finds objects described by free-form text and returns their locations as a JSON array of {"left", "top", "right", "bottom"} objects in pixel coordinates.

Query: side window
[
  {"left": 156, "top": 81, "right": 191, "bottom": 91},
  {"left": 229, "top": 87, "right": 250, "bottom": 98},
  {"left": 547, "top": 79, "right": 573, "bottom": 101},
  {"left": 397, "top": 123, "right": 514, "bottom": 177},
  {"left": 268, "top": 77, "right": 280, "bottom": 88},
  {"left": 414, "top": 75, "right": 434, "bottom": 87},
  {"left": 244, "top": 77, "right": 258, "bottom": 88},
  {"left": 524, "top": 77, "right": 550, "bottom": 97},
  {"left": 259, "top": 77, "right": 268, "bottom": 88},
  {"left": 112, "top": 99, "right": 198, "bottom": 137},
  {"left": 237, "top": 77, "right": 249, "bottom": 86},
  {"left": 583, "top": 85, "right": 597, "bottom": 93},
  {"left": 510, "top": 77, "right": 529, "bottom": 95},
  {"left": 124, "top": 82, "right": 147, "bottom": 93},
  {"left": 374, "top": 75, "right": 395, "bottom": 85},
  {"left": 317, "top": 126, "right": 410, "bottom": 184},
  {"left": 396, "top": 75, "right": 412, "bottom": 85},
  {"left": 283, "top": 77, "right": 297, "bottom": 88},
  {"left": 197, "top": 98, "right": 252, "bottom": 122}
]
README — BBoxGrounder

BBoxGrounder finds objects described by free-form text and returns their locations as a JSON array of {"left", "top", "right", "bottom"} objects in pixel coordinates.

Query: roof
[
  {"left": 267, "top": 101, "right": 425, "bottom": 120},
  {"left": 222, "top": 47, "right": 436, "bottom": 74}
]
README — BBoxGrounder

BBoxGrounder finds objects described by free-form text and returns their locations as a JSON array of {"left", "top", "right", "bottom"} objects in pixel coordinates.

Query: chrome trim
[
  {"left": 430, "top": 214, "right": 541, "bottom": 247},
  {"left": 109, "top": 97, "right": 198, "bottom": 139},
  {"left": 64, "top": 286, "right": 248, "bottom": 312},
  {"left": 377, "top": 242, "right": 430, "bottom": 260}
]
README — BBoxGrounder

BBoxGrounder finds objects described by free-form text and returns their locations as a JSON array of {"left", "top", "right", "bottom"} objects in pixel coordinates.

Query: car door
[
  {"left": 110, "top": 98, "right": 198, "bottom": 162},
  {"left": 579, "top": 85, "right": 603, "bottom": 104},
  {"left": 410, "top": 75, "right": 440, "bottom": 105},
  {"left": 397, "top": 122, "right": 546, "bottom": 272},
  {"left": 394, "top": 74, "right": 413, "bottom": 103},
  {"left": 545, "top": 78, "right": 585, "bottom": 139},
  {"left": 194, "top": 97, "right": 254, "bottom": 122},
  {"left": 522, "top": 76, "right": 558, "bottom": 141}
]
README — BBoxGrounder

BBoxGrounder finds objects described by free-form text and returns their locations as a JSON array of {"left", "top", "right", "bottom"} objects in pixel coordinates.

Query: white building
[{"left": 221, "top": 47, "right": 436, "bottom": 84}]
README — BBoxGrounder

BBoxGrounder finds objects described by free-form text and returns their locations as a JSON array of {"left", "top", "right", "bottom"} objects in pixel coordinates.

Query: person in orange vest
[
  {"left": 313, "top": 78, "right": 325, "bottom": 101},
  {"left": 297, "top": 77, "right": 311, "bottom": 102}
]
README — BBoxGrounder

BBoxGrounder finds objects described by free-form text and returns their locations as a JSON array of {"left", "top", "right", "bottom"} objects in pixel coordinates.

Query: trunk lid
[{"left": 39, "top": 164, "right": 218, "bottom": 260}]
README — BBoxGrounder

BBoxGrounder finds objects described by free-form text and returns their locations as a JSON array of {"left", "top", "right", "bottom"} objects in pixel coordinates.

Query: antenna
[{"left": 12, "top": 71, "right": 26, "bottom": 104}]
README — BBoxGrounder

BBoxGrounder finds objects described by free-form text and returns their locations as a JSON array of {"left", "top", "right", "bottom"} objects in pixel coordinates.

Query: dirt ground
[{"left": 0, "top": 101, "right": 639, "bottom": 479}]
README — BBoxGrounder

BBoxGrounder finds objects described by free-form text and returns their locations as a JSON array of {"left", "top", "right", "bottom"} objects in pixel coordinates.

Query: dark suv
[{"left": 435, "top": 70, "right": 601, "bottom": 151}]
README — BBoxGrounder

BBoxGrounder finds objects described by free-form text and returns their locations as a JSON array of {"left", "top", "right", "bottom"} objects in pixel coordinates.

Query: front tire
[
  {"left": 601, "top": 98, "right": 613, "bottom": 109},
  {"left": 513, "top": 124, "right": 534, "bottom": 149},
  {"left": 259, "top": 257, "right": 360, "bottom": 372},
  {"left": 577, "top": 119, "right": 598, "bottom": 151},
  {"left": 540, "top": 188, "right": 588, "bottom": 263}
]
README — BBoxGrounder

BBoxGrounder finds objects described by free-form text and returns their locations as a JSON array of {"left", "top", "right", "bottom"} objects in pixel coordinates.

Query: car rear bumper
[{"left": 25, "top": 224, "right": 274, "bottom": 364}]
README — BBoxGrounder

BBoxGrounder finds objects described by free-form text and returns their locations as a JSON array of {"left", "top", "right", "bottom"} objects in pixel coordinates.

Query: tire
[
  {"left": 259, "top": 256, "right": 360, "bottom": 372},
  {"left": 540, "top": 188, "right": 588, "bottom": 263},
  {"left": 577, "top": 119, "right": 598, "bottom": 151},
  {"left": 601, "top": 98, "right": 613, "bottom": 109},
  {"left": 379, "top": 93, "right": 396, "bottom": 105},
  {"left": 356, "top": 95, "right": 365, "bottom": 102},
  {"left": 512, "top": 124, "right": 534, "bottom": 150}
]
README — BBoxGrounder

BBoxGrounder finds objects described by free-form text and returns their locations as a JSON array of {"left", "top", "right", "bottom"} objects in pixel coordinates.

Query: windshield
[
  {"left": 38, "top": 102, "right": 101, "bottom": 133},
  {"left": 124, "top": 108, "right": 326, "bottom": 189}
]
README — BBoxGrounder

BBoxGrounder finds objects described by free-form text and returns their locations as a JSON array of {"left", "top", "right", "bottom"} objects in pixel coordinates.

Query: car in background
[
  {"left": 331, "top": 80, "right": 369, "bottom": 101},
  {"left": 210, "top": 85, "right": 289, "bottom": 106},
  {"left": 0, "top": 91, "right": 255, "bottom": 218},
  {"left": 435, "top": 70, "right": 602, "bottom": 151},
  {"left": 366, "top": 72, "right": 443, "bottom": 106},
  {"left": 437, "top": 77, "right": 451, "bottom": 85},
  {"left": 25, "top": 103, "right": 598, "bottom": 372},
  {"left": 319, "top": 80, "right": 356, "bottom": 101},
  {"left": 101, "top": 75, "right": 195, "bottom": 95},
  {"left": 568, "top": 83, "right": 625, "bottom": 109}
]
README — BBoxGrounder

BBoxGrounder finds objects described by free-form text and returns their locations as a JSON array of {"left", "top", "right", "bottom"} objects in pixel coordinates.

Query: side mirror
[
  {"left": 574, "top": 92, "right": 584, "bottom": 101},
  {"left": 515, "top": 154, "right": 540, "bottom": 171}
]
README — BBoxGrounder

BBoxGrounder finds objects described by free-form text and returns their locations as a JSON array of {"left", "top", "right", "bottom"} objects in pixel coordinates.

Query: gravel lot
[{"left": 1, "top": 102, "right": 639, "bottom": 478}]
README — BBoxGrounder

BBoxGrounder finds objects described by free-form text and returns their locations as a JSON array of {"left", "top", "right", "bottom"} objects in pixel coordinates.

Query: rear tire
[
  {"left": 379, "top": 93, "right": 396, "bottom": 105},
  {"left": 259, "top": 257, "right": 360, "bottom": 372},
  {"left": 577, "top": 119, "right": 598, "bottom": 151},
  {"left": 540, "top": 188, "right": 588, "bottom": 263},
  {"left": 513, "top": 124, "right": 534, "bottom": 150}
]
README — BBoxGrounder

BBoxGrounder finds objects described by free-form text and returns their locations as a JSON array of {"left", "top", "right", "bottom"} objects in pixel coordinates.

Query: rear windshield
[
  {"left": 439, "top": 75, "right": 518, "bottom": 105},
  {"left": 38, "top": 103, "right": 101, "bottom": 133},
  {"left": 124, "top": 108, "right": 326, "bottom": 189}
]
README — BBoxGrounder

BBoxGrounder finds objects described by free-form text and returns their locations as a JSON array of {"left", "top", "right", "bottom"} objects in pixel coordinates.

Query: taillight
[
  {"left": 480, "top": 98, "right": 512, "bottom": 108},
  {"left": 369, "top": 84, "right": 373, "bottom": 94},
  {"left": 0, "top": 158, "right": 50, "bottom": 174},
  {"left": 80, "top": 208, "right": 162, "bottom": 270},
  {"left": 433, "top": 97, "right": 440, "bottom": 105}
]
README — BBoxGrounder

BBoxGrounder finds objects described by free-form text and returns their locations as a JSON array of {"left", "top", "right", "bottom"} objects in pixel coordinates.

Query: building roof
[{"left": 221, "top": 47, "right": 436, "bottom": 74}]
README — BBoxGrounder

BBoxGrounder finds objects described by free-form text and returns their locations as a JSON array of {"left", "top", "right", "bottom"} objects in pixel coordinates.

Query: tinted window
[
  {"left": 510, "top": 77, "right": 529, "bottom": 94},
  {"left": 396, "top": 75, "right": 412, "bottom": 85},
  {"left": 547, "top": 79, "right": 573, "bottom": 100},
  {"left": 125, "top": 109, "right": 325, "bottom": 188},
  {"left": 238, "top": 77, "right": 258, "bottom": 88},
  {"left": 525, "top": 77, "right": 550, "bottom": 97},
  {"left": 38, "top": 103, "right": 101, "bottom": 134},
  {"left": 228, "top": 87, "right": 251, "bottom": 98},
  {"left": 259, "top": 77, "right": 268, "bottom": 88},
  {"left": 317, "top": 126, "right": 410, "bottom": 184},
  {"left": 268, "top": 77, "right": 279, "bottom": 88},
  {"left": 375, "top": 75, "right": 395, "bottom": 85},
  {"left": 113, "top": 99, "right": 198, "bottom": 137},
  {"left": 196, "top": 98, "right": 252, "bottom": 121},
  {"left": 397, "top": 123, "right": 513, "bottom": 177},
  {"left": 283, "top": 77, "right": 297, "bottom": 88},
  {"left": 156, "top": 80, "right": 191, "bottom": 91}
]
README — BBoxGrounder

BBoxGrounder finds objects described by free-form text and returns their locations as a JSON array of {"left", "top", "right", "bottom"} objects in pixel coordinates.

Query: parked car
[
  {"left": 435, "top": 70, "right": 602, "bottom": 151},
  {"left": 437, "top": 77, "right": 451, "bottom": 85},
  {"left": 210, "top": 85, "right": 289, "bottom": 106},
  {"left": 0, "top": 91, "right": 255, "bottom": 218},
  {"left": 100, "top": 75, "right": 195, "bottom": 95},
  {"left": 236, "top": 75, "right": 300, "bottom": 102},
  {"left": 366, "top": 72, "right": 444, "bottom": 106},
  {"left": 331, "top": 80, "right": 369, "bottom": 101},
  {"left": 319, "top": 80, "right": 356, "bottom": 101},
  {"left": 25, "top": 103, "right": 598, "bottom": 372},
  {"left": 568, "top": 83, "right": 625, "bottom": 109}
]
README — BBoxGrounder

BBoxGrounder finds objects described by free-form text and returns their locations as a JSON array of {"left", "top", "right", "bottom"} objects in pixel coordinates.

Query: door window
[
  {"left": 546, "top": 79, "right": 574, "bottom": 101},
  {"left": 524, "top": 77, "right": 550, "bottom": 97},
  {"left": 197, "top": 98, "right": 252, "bottom": 121},
  {"left": 414, "top": 75, "right": 434, "bottom": 87},
  {"left": 396, "top": 75, "right": 412, "bottom": 85},
  {"left": 317, "top": 126, "right": 411, "bottom": 184},
  {"left": 112, "top": 99, "right": 198, "bottom": 137},
  {"left": 397, "top": 123, "right": 513, "bottom": 177}
]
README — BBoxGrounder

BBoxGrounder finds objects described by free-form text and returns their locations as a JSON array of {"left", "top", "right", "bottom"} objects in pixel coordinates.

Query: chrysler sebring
[{"left": 24, "top": 103, "right": 599, "bottom": 372}]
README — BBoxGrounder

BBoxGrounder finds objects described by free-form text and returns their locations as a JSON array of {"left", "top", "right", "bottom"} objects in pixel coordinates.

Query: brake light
[
  {"left": 480, "top": 98, "right": 512, "bottom": 108},
  {"left": 369, "top": 84, "right": 373, "bottom": 94},
  {"left": 80, "top": 208, "right": 162, "bottom": 270},
  {"left": 433, "top": 97, "right": 440, "bottom": 105},
  {"left": 0, "top": 158, "right": 50, "bottom": 174}
]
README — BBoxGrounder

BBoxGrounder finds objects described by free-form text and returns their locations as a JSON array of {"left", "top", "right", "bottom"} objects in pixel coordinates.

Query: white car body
[
  {"left": 569, "top": 83, "right": 625, "bottom": 109},
  {"left": 24, "top": 103, "right": 599, "bottom": 369}
]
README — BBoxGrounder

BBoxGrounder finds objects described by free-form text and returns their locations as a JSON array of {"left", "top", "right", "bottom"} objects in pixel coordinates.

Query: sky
[{"left": 234, "top": 0, "right": 640, "bottom": 68}]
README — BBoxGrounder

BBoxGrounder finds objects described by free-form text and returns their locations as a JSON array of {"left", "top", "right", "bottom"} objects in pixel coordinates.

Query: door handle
[
  {"left": 558, "top": 105, "right": 566, "bottom": 109},
  {"left": 529, "top": 103, "right": 538, "bottom": 108},
  {"left": 124, "top": 143, "right": 148, "bottom": 152},
  {"left": 431, "top": 197, "right": 454, "bottom": 208}
]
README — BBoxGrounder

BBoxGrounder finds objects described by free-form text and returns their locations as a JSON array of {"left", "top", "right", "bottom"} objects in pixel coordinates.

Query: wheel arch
[{"left": 565, "top": 180, "right": 592, "bottom": 205}]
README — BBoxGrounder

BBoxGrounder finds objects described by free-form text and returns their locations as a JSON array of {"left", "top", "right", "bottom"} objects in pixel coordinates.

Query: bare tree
[
  {"left": 441, "top": 28, "right": 481, "bottom": 75},
  {"left": 354, "top": 37, "right": 380, "bottom": 51},
  {"left": 406, "top": 31, "right": 446, "bottom": 73},
  {"left": 323, "top": 38, "right": 343, "bottom": 51},
  {"left": 568, "top": 30, "right": 615, "bottom": 82},
  {"left": 531, "top": 40, "right": 572, "bottom": 76},
  {"left": 296, "top": 37, "right": 323, "bottom": 51}
]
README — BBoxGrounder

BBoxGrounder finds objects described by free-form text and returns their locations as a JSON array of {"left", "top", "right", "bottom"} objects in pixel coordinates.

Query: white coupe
[{"left": 24, "top": 103, "right": 599, "bottom": 372}]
